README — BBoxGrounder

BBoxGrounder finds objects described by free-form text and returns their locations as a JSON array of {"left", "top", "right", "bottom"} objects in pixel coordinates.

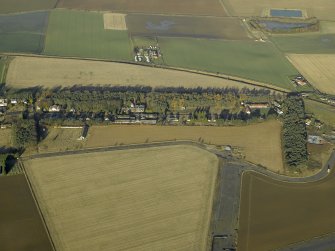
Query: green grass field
[
  {"left": 0, "top": 0, "right": 56, "bottom": 14},
  {"left": 271, "top": 34, "right": 335, "bottom": 54},
  {"left": 158, "top": 37, "right": 298, "bottom": 90},
  {"left": 44, "top": 9, "right": 132, "bottom": 60},
  {"left": 0, "top": 11, "right": 49, "bottom": 54},
  {"left": 305, "top": 99, "right": 335, "bottom": 126}
]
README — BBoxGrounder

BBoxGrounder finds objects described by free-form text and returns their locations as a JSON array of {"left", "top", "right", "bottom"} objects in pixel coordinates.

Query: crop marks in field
[
  {"left": 24, "top": 145, "right": 218, "bottom": 251},
  {"left": 6, "top": 56, "right": 257, "bottom": 90},
  {"left": 44, "top": 9, "right": 132, "bottom": 60},
  {"left": 238, "top": 171, "right": 335, "bottom": 250},
  {"left": 287, "top": 54, "right": 335, "bottom": 94},
  {"left": 127, "top": 14, "right": 250, "bottom": 40},
  {"left": 57, "top": 0, "right": 227, "bottom": 16}
]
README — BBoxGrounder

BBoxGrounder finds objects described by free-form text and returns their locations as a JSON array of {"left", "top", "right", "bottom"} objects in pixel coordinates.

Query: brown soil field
[
  {"left": 0, "top": 175, "right": 53, "bottom": 251},
  {"left": 223, "top": 0, "right": 335, "bottom": 20},
  {"left": 38, "top": 127, "right": 83, "bottom": 153},
  {"left": 287, "top": 54, "right": 335, "bottom": 95},
  {"left": 57, "top": 0, "right": 227, "bottom": 16},
  {"left": 127, "top": 15, "right": 250, "bottom": 40},
  {"left": 103, "top": 13, "right": 127, "bottom": 30},
  {"left": 238, "top": 170, "right": 335, "bottom": 250},
  {"left": 24, "top": 145, "right": 218, "bottom": 251},
  {"left": 85, "top": 120, "right": 283, "bottom": 172},
  {"left": 6, "top": 56, "right": 256, "bottom": 89},
  {"left": 0, "top": 129, "right": 13, "bottom": 147}
]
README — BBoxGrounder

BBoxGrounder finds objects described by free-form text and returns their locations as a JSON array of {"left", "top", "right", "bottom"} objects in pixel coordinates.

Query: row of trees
[{"left": 282, "top": 95, "right": 308, "bottom": 167}]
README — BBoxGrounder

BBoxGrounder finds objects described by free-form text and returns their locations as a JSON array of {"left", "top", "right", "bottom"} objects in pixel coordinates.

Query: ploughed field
[
  {"left": 238, "top": 171, "right": 335, "bottom": 250},
  {"left": 0, "top": 0, "right": 56, "bottom": 14},
  {"left": 287, "top": 54, "right": 335, "bottom": 95},
  {"left": 127, "top": 15, "right": 250, "bottom": 40},
  {"left": 56, "top": 0, "right": 227, "bottom": 16},
  {"left": 85, "top": 120, "right": 283, "bottom": 172},
  {"left": 0, "top": 175, "right": 53, "bottom": 251},
  {"left": 6, "top": 56, "right": 255, "bottom": 90},
  {"left": 24, "top": 145, "right": 218, "bottom": 251},
  {"left": 222, "top": 0, "right": 335, "bottom": 20}
]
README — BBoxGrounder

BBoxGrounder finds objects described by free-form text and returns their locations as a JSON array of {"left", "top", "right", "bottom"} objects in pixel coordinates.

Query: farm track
[
  {"left": 3, "top": 52, "right": 290, "bottom": 93},
  {"left": 21, "top": 140, "right": 335, "bottom": 251}
]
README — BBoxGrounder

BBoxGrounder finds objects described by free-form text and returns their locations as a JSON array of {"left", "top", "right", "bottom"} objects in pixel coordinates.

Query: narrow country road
[{"left": 21, "top": 141, "right": 335, "bottom": 251}]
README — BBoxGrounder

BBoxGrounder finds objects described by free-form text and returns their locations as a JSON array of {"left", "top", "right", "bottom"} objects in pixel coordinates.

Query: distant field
[
  {"left": 86, "top": 120, "right": 283, "bottom": 172},
  {"left": 24, "top": 145, "right": 218, "bottom": 251},
  {"left": 271, "top": 34, "right": 335, "bottom": 54},
  {"left": 0, "top": 0, "right": 56, "bottom": 14},
  {"left": 222, "top": 0, "right": 335, "bottom": 20},
  {"left": 6, "top": 56, "right": 258, "bottom": 90},
  {"left": 127, "top": 15, "right": 250, "bottom": 40},
  {"left": 44, "top": 9, "right": 132, "bottom": 60},
  {"left": 38, "top": 127, "right": 83, "bottom": 153},
  {"left": 0, "top": 129, "right": 12, "bottom": 147},
  {"left": 0, "top": 11, "right": 49, "bottom": 53},
  {"left": 0, "top": 175, "right": 53, "bottom": 251},
  {"left": 159, "top": 37, "right": 297, "bottom": 90},
  {"left": 57, "top": 0, "right": 227, "bottom": 16},
  {"left": 238, "top": 171, "right": 335, "bottom": 250},
  {"left": 305, "top": 99, "right": 335, "bottom": 126},
  {"left": 287, "top": 54, "right": 335, "bottom": 94}
]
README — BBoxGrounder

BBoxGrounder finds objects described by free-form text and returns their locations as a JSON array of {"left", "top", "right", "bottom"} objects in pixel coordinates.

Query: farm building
[
  {"left": 247, "top": 103, "right": 269, "bottom": 109},
  {"left": 48, "top": 105, "right": 61, "bottom": 112},
  {"left": 308, "top": 135, "right": 326, "bottom": 145},
  {"left": 0, "top": 99, "right": 7, "bottom": 107}
]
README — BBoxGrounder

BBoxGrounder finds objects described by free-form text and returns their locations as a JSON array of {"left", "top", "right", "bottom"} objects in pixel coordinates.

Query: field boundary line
[
  {"left": 2, "top": 53, "right": 290, "bottom": 93},
  {"left": 19, "top": 160, "right": 57, "bottom": 251}
]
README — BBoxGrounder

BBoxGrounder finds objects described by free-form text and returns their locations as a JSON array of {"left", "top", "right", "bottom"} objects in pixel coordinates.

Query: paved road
[{"left": 22, "top": 141, "right": 335, "bottom": 251}]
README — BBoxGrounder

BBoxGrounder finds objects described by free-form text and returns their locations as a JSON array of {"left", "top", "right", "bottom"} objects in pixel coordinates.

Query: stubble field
[
  {"left": 287, "top": 54, "right": 335, "bottom": 94},
  {"left": 56, "top": 0, "right": 227, "bottom": 16},
  {"left": 24, "top": 145, "right": 218, "bottom": 251},
  {"left": 127, "top": 15, "right": 250, "bottom": 40},
  {"left": 238, "top": 170, "right": 335, "bottom": 250},
  {"left": 6, "top": 56, "right": 256, "bottom": 90},
  {"left": 222, "top": 0, "right": 335, "bottom": 20},
  {"left": 85, "top": 120, "right": 283, "bottom": 172},
  {"left": 0, "top": 175, "right": 53, "bottom": 251}
]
